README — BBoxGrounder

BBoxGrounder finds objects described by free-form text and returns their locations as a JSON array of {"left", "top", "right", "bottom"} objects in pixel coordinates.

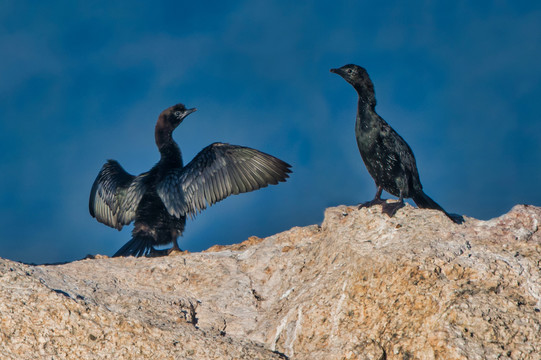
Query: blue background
[{"left": 1, "top": 1, "right": 540, "bottom": 264}]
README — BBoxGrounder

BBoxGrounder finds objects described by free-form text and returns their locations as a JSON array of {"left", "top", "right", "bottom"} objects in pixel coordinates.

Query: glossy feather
[{"left": 89, "top": 103, "right": 292, "bottom": 256}]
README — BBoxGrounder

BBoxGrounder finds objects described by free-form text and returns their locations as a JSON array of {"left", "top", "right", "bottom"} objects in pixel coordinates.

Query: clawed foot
[
  {"left": 146, "top": 246, "right": 183, "bottom": 257},
  {"left": 357, "top": 198, "right": 386, "bottom": 210},
  {"left": 167, "top": 247, "right": 183, "bottom": 255},
  {"left": 146, "top": 247, "right": 169, "bottom": 257},
  {"left": 381, "top": 201, "right": 405, "bottom": 217},
  {"left": 358, "top": 197, "right": 405, "bottom": 218}
]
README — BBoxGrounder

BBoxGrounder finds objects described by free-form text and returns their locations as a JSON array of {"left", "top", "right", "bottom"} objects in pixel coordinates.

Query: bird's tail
[
  {"left": 113, "top": 235, "right": 154, "bottom": 257},
  {"left": 412, "top": 191, "right": 463, "bottom": 224},
  {"left": 412, "top": 190, "right": 445, "bottom": 211}
]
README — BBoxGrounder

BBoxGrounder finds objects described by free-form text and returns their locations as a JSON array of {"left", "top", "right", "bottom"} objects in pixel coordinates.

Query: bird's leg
[
  {"left": 167, "top": 237, "right": 183, "bottom": 255},
  {"left": 358, "top": 186, "right": 386, "bottom": 209},
  {"left": 381, "top": 191, "right": 405, "bottom": 217}
]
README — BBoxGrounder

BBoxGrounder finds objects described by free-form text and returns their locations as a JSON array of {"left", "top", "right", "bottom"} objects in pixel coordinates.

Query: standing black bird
[
  {"left": 330, "top": 64, "right": 462, "bottom": 223},
  {"left": 89, "top": 103, "right": 292, "bottom": 257}
]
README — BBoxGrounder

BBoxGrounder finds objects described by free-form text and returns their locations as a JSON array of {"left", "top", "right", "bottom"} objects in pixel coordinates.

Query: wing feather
[
  {"left": 89, "top": 160, "right": 147, "bottom": 230},
  {"left": 157, "top": 143, "right": 291, "bottom": 218},
  {"left": 238, "top": 161, "right": 260, "bottom": 190},
  {"left": 227, "top": 161, "right": 247, "bottom": 193}
]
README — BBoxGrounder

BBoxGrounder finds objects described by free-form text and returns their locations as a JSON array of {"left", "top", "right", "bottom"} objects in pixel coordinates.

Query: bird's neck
[
  {"left": 355, "top": 97, "right": 382, "bottom": 138},
  {"left": 155, "top": 129, "right": 183, "bottom": 168},
  {"left": 356, "top": 97, "right": 377, "bottom": 121},
  {"left": 355, "top": 88, "right": 376, "bottom": 108}
]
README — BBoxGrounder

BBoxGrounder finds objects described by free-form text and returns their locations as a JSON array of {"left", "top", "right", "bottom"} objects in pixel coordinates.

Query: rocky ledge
[{"left": 1, "top": 203, "right": 540, "bottom": 359}]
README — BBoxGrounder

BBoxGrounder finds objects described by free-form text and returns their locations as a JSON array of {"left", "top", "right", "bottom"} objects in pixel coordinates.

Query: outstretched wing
[
  {"left": 89, "top": 160, "right": 147, "bottom": 230},
  {"left": 157, "top": 142, "right": 291, "bottom": 218}
]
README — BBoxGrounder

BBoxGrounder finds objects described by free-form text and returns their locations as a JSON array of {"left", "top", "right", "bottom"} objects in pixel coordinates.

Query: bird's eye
[
  {"left": 347, "top": 69, "right": 353, "bottom": 74},
  {"left": 174, "top": 111, "right": 181, "bottom": 117}
]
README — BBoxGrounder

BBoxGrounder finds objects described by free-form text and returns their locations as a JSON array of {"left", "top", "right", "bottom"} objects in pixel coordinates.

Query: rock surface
[{"left": 1, "top": 203, "right": 540, "bottom": 359}]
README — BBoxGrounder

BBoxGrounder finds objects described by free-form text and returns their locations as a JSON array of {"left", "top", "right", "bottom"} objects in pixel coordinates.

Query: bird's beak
[
  {"left": 186, "top": 108, "right": 197, "bottom": 115},
  {"left": 330, "top": 68, "right": 342, "bottom": 75}
]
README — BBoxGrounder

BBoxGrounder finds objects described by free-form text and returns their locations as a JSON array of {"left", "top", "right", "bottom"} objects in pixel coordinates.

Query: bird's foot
[
  {"left": 146, "top": 248, "right": 167, "bottom": 257},
  {"left": 145, "top": 246, "right": 184, "bottom": 257},
  {"left": 167, "top": 247, "right": 183, "bottom": 255},
  {"left": 358, "top": 198, "right": 386, "bottom": 210},
  {"left": 381, "top": 201, "right": 405, "bottom": 217}
]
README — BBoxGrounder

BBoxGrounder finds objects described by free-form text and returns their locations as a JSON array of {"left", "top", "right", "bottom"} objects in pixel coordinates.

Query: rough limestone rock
[{"left": 1, "top": 203, "right": 540, "bottom": 359}]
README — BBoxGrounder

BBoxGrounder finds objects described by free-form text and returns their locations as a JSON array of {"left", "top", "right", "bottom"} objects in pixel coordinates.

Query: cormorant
[
  {"left": 330, "top": 64, "right": 462, "bottom": 223},
  {"left": 89, "top": 103, "right": 292, "bottom": 257}
]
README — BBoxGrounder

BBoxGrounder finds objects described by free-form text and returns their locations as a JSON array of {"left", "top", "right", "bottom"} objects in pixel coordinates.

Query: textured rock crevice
[{"left": 1, "top": 203, "right": 540, "bottom": 359}]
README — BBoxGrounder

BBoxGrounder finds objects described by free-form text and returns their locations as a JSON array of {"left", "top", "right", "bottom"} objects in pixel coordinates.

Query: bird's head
[
  {"left": 155, "top": 103, "right": 197, "bottom": 148},
  {"left": 160, "top": 103, "right": 197, "bottom": 130},
  {"left": 330, "top": 64, "right": 375, "bottom": 103}
]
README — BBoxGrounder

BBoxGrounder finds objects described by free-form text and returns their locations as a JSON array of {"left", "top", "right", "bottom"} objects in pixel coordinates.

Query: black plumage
[
  {"left": 89, "top": 103, "right": 292, "bottom": 257},
  {"left": 331, "top": 64, "right": 462, "bottom": 223}
]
